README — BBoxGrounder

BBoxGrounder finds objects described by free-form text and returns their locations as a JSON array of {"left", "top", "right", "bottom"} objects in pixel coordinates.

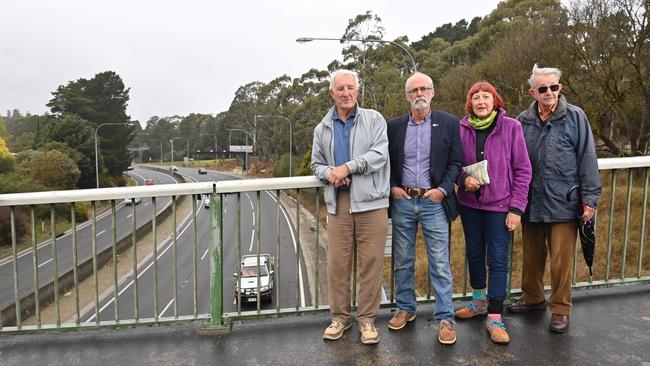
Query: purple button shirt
[{"left": 401, "top": 112, "right": 432, "bottom": 189}]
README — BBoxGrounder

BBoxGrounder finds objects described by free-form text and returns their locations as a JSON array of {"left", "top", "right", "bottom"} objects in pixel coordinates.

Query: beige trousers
[{"left": 327, "top": 191, "right": 388, "bottom": 325}]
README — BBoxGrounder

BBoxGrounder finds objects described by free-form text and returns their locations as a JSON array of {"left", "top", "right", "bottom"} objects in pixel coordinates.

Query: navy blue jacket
[
  {"left": 387, "top": 110, "right": 463, "bottom": 221},
  {"left": 517, "top": 95, "right": 601, "bottom": 222}
]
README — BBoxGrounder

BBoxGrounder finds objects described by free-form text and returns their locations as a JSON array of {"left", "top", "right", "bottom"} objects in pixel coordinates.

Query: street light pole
[
  {"left": 95, "top": 122, "right": 132, "bottom": 188},
  {"left": 296, "top": 36, "right": 417, "bottom": 72},
  {"left": 169, "top": 139, "right": 174, "bottom": 163},
  {"left": 256, "top": 115, "right": 293, "bottom": 176}
]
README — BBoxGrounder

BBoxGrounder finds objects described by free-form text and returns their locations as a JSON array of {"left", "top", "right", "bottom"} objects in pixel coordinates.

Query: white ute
[{"left": 233, "top": 254, "right": 274, "bottom": 303}]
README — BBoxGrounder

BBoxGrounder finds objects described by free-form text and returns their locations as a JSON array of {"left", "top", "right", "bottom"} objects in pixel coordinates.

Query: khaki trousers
[
  {"left": 327, "top": 191, "right": 388, "bottom": 325},
  {"left": 521, "top": 220, "right": 577, "bottom": 315}
]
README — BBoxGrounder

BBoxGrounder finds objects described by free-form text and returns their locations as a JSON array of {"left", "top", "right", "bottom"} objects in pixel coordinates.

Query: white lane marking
[
  {"left": 84, "top": 194, "right": 203, "bottom": 323},
  {"left": 96, "top": 230, "right": 106, "bottom": 236},
  {"left": 201, "top": 248, "right": 209, "bottom": 261},
  {"left": 247, "top": 195, "right": 254, "bottom": 210},
  {"left": 244, "top": 192, "right": 256, "bottom": 252},
  {"left": 127, "top": 214, "right": 133, "bottom": 218},
  {"left": 160, "top": 299, "right": 174, "bottom": 317},
  {"left": 38, "top": 258, "right": 53, "bottom": 268},
  {"left": 249, "top": 229, "right": 255, "bottom": 252},
  {"left": 144, "top": 202, "right": 149, "bottom": 206},
  {"left": 263, "top": 191, "right": 306, "bottom": 307}
]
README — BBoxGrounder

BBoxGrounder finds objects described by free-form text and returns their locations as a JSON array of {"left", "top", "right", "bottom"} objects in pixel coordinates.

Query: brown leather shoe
[
  {"left": 438, "top": 320, "right": 457, "bottom": 345},
  {"left": 507, "top": 297, "right": 547, "bottom": 313},
  {"left": 549, "top": 314, "right": 570, "bottom": 333},
  {"left": 388, "top": 310, "right": 416, "bottom": 330}
]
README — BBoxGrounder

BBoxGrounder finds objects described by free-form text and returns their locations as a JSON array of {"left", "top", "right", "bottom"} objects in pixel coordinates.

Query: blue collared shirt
[
  {"left": 401, "top": 112, "right": 432, "bottom": 189},
  {"left": 333, "top": 108, "right": 356, "bottom": 191}
]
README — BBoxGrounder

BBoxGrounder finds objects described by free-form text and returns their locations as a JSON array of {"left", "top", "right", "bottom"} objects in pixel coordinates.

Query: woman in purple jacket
[{"left": 454, "top": 81, "right": 532, "bottom": 344}]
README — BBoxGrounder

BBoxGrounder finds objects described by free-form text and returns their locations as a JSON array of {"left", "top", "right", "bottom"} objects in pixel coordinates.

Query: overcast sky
[{"left": 1, "top": 1, "right": 504, "bottom": 125}]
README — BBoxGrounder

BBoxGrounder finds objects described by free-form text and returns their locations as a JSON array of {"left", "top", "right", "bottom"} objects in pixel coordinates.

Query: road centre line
[{"left": 37, "top": 258, "right": 53, "bottom": 268}]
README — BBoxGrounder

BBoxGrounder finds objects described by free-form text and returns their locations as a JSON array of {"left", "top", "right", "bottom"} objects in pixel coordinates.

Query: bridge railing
[{"left": 0, "top": 156, "right": 649, "bottom": 334}]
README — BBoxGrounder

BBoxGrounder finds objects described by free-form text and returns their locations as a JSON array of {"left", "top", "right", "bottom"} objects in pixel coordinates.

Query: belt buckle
[{"left": 405, "top": 187, "right": 425, "bottom": 196}]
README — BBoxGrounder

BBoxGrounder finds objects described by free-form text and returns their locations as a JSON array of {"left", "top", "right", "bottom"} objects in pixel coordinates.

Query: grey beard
[{"left": 412, "top": 99, "right": 428, "bottom": 113}]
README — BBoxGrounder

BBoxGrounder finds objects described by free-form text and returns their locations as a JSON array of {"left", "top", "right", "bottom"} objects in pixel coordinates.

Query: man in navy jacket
[
  {"left": 386, "top": 72, "right": 462, "bottom": 345},
  {"left": 508, "top": 64, "right": 601, "bottom": 334}
]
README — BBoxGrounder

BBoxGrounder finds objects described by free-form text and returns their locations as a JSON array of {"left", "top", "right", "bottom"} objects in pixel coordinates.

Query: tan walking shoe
[
  {"left": 455, "top": 300, "right": 488, "bottom": 319},
  {"left": 485, "top": 319, "right": 510, "bottom": 344},
  {"left": 438, "top": 320, "right": 457, "bottom": 345},
  {"left": 323, "top": 319, "right": 352, "bottom": 340},
  {"left": 360, "top": 323, "right": 380, "bottom": 344},
  {"left": 388, "top": 310, "right": 416, "bottom": 330}
]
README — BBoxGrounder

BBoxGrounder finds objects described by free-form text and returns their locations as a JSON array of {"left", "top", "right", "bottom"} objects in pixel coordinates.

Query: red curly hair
[{"left": 465, "top": 81, "right": 505, "bottom": 115}]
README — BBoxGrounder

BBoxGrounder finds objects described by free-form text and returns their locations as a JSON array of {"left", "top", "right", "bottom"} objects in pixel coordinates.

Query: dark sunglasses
[{"left": 537, "top": 84, "right": 560, "bottom": 93}]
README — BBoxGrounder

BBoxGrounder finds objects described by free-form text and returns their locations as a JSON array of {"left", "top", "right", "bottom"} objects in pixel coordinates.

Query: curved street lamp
[
  {"left": 95, "top": 122, "right": 133, "bottom": 188},
  {"left": 296, "top": 36, "right": 417, "bottom": 72},
  {"left": 255, "top": 115, "right": 293, "bottom": 176}
]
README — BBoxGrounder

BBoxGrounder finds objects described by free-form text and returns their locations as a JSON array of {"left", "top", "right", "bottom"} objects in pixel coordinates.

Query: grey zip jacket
[{"left": 311, "top": 106, "right": 390, "bottom": 215}]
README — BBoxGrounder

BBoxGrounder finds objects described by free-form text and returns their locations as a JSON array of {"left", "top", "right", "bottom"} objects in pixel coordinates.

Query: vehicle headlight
[{"left": 260, "top": 285, "right": 269, "bottom": 291}]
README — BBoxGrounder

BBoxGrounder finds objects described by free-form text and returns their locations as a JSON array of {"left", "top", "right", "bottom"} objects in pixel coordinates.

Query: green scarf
[{"left": 468, "top": 110, "right": 497, "bottom": 130}]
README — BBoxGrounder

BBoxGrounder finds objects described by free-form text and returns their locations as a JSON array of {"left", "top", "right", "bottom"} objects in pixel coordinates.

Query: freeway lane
[
  {"left": 0, "top": 169, "right": 179, "bottom": 317},
  {"left": 82, "top": 167, "right": 310, "bottom": 322}
]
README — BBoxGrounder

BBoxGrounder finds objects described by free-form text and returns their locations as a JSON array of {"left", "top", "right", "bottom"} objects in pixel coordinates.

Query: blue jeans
[
  {"left": 458, "top": 205, "right": 510, "bottom": 302},
  {"left": 391, "top": 197, "right": 454, "bottom": 322}
]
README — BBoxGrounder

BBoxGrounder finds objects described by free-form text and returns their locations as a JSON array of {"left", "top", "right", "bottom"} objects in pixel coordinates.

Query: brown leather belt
[{"left": 402, "top": 187, "right": 429, "bottom": 197}]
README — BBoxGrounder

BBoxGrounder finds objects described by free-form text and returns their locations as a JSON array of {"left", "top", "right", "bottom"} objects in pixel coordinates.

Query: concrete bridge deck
[{"left": 2, "top": 284, "right": 649, "bottom": 365}]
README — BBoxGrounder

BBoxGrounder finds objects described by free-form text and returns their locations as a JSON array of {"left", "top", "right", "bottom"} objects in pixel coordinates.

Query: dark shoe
[
  {"left": 388, "top": 310, "right": 416, "bottom": 330},
  {"left": 549, "top": 314, "right": 569, "bottom": 333},
  {"left": 507, "top": 297, "right": 547, "bottom": 313}
]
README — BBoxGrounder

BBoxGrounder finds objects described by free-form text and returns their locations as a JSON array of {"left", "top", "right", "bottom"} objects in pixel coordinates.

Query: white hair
[
  {"left": 329, "top": 69, "right": 360, "bottom": 91},
  {"left": 405, "top": 72, "right": 434, "bottom": 91},
  {"left": 528, "top": 63, "right": 562, "bottom": 88}
]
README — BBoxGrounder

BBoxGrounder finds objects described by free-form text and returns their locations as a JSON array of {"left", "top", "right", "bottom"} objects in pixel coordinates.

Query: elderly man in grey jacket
[
  {"left": 508, "top": 64, "right": 601, "bottom": 334},
  {"left": 311, "top": 69, "right": 390, "bottom": 345}
]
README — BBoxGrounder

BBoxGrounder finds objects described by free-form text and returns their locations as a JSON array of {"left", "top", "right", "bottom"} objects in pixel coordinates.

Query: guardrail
[
  {"left": 0, "top": 157, "right": 648, "bottom": 334},
  {"left": 0, "top": 169, "right": 191, "bottom": 327}
]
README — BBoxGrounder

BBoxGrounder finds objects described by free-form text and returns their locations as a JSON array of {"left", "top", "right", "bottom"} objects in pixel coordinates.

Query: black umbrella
[{"left": 566, "top": 185, "right": 595, "bottom": 276}]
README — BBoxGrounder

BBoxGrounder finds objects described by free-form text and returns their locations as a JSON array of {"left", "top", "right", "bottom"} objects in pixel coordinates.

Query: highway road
[
  {"left": 81, "top": 166, "right": 310, "bottom": 323},
  {"left": 0, "top": 169, "right": 180, "bottom": 317}
]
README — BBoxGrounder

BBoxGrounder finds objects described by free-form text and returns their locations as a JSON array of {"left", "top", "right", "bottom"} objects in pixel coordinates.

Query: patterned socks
[{"left": 472, "top": 289, "right": 487, "bottom": 301}]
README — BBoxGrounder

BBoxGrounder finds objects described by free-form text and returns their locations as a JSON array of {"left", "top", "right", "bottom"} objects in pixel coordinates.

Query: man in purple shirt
[{"left": 386, "top": 72, "right": 463, "bottom": 345}]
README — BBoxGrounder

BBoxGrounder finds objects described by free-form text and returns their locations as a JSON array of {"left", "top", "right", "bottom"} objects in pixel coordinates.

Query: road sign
[{"left": 229, "top": 145, "right": 253, "bottom": 153}]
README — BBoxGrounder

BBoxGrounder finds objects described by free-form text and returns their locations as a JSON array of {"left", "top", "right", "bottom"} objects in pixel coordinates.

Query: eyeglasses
[
  {"left": 407, "top": 86, "right": 433, "bottom": 95},
  {"left": 537, "top": 84, "right": 560, "bottom": 93}
]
